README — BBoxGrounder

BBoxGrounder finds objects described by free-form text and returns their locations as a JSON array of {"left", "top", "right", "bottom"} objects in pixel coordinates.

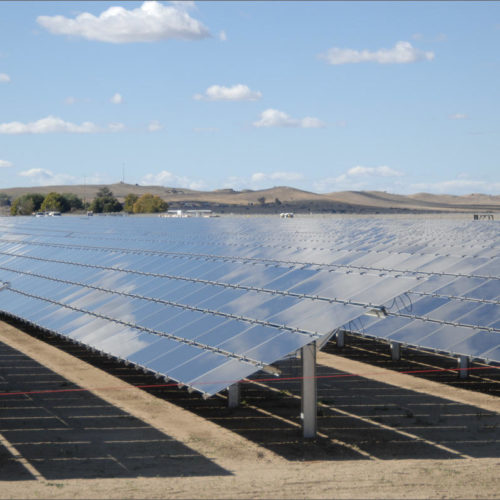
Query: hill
[{"left": 1, "top": 183, "right": 500, "bottom": 214}]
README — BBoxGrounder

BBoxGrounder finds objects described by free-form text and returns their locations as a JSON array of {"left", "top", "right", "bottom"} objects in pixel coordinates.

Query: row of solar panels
[
  {"left": 0, "top": 216, "right": 498, "bottom": 395},
  {"left": 1, "top": 216, "right": 497, "bottom": 276}
]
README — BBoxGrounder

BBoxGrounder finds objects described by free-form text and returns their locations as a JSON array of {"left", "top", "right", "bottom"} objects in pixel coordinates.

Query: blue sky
[{"left": 0, "top": 1, "right": 499, "bottom": 194}]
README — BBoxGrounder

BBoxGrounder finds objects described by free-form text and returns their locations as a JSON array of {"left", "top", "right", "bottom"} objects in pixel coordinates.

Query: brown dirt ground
[{"left": 1, "top": 320, "right": 500, "bottom": 499}]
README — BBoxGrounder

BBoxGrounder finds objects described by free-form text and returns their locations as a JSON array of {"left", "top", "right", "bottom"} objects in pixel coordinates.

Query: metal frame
[{"left": 301, "top": 342, "right": 317, "bottom": 438}]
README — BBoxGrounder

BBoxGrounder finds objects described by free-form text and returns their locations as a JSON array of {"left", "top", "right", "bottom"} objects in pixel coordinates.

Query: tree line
[{"left": 3, "top": 187, "right": 168, "bottom": 215}]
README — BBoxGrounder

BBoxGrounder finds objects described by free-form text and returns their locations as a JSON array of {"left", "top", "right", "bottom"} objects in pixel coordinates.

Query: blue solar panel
[{"left": 0, "top": 215, "right": 498, "bottom": 396}]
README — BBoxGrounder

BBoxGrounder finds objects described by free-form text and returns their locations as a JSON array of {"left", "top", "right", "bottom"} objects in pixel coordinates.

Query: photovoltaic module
[{"left": 0, "top": 216, "right": 498, "bottom": 396}]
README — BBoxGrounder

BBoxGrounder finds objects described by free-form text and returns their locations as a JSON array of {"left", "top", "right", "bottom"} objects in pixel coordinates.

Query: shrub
[
  {"left": 90, "top": 187, "right": 122, "bottom": 213},
  {"left": 124, "top": 193, "right": 139, "bottom": 213},
  {"left": 40, "top": 192, "right": 70, "bottom": 213},
  {"left": 133, "top": 194, "right": 168, "bottom": 213},
  {"left": 10, "top": 193, "right": 44, "bottom": 215}
]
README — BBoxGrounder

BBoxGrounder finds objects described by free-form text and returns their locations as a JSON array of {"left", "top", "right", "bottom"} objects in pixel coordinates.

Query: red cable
[{"left": 0, "top": 365, "right": 497, "bottom": 397}]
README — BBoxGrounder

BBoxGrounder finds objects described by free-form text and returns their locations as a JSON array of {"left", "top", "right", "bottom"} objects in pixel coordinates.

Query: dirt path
[{"left": 1, "top": 321, "right": 499, "bottom": 499}]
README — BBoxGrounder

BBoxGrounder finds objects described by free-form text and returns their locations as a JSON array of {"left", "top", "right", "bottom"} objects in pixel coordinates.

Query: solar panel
[{"left": 0, "top": 216, "right": 498, "bottom": 397}]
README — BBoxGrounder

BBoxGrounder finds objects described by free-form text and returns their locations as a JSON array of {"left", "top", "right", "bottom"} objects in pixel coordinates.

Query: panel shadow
[
  {"left": 98, "top": 352, "right": 500, "bottom": 462},
  {"left": 3, "top": 320, "right": 500, "bottom": 464},
  {"left": 0, "top": 341, "right": 229, "bottom": 480},
  {"left": 53, "top": 343, "right": 500, "bottom": 462}
]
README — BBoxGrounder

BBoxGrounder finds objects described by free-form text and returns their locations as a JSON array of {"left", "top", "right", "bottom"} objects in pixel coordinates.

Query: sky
[{"left": 0, "top": 1, "right": 499, "bottom": 195}]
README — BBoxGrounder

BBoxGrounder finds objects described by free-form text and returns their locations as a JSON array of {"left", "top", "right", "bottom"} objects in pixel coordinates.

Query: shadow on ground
[
  {"left": 0, "top": 341, "right": 229, "bottom": 481},
  {"left": 2, "top": 318, "right": 500, "bottom": 466}
]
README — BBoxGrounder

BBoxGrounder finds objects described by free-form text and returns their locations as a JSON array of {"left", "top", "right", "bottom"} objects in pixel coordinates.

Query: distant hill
[{"left": 1, "top": 183, "right": 500, "bottom": 214}]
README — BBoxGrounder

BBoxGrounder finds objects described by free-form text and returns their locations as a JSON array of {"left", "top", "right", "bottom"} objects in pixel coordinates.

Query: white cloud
[
  {"left": 108, "top": 122, "right": 125, "bottom": 132},
  {"left": 223, "top": 171, "right": 304, "bottom": 190},
  {"left": 0, "top": 116, "right": 100, "bottom": 134},
  {"left": 19, "top": 168, "right": 76, "bottom": 185},
  {"left": 253, "top": 109, "right": 326, "bottom": 128},
  {"left": 219, "top": 30, "right": 227, "bottom": 41},
  {"left": 313, "top": 165, "right": 404, "bottom": 192},
  {"left": 18, "top": 168, "right": 107, "bottom": 186},
  {"left": 449, "top": 113, "right": 468, "bottom": 120},
  {"left": 254, "top": 109, "right": 295, "bottom": 127},
  {"left": 0, "top": 73, "right": 10, "bottom": 83},
  {"left": 148, "top": 120, "right": 162, "bottom": 132},
  {"left": 37, "top": 1, "right": 211, "bottom": 43},
  {"left": 345, "top": 166, "right": 404, "bottom": 178},
  {"left": 194, "top": 84, "right": 262, "bottom": 101},
  {"left": 140, "top": 170, "right": 206, "bottom": 190},
  {"left": 300, "top": 117, "right": 326, "bottom": 128},
  {"left": 110, "top": 92, "right": 123, "bottom": 104},
  {"left": 0, "top": 116, "right": 125, "bottom": 134},
  {"left": 320, "top": 41, "right": 434, "bottom": 65},
  {"left": 0, "top": 159, "right": 13, "bottom": 168}
]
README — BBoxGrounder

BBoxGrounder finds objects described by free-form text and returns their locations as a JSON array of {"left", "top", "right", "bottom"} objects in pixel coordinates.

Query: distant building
[
  {"left": 186, "top": 209, "right": 213, "bottom": 218},
  {"left": 159, "top": 209, "right": 214, "bottom": 218},
  {"left": 473, "top": 213, "right": 494, "bottom": 220},
  {"left": 159, "top": 210, "right": 185, "bottom": 218}
]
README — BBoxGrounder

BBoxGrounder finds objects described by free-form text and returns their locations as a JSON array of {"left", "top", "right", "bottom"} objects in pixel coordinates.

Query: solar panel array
[{"left": 0, "top": 215, "right": 498, "bottom": 396}]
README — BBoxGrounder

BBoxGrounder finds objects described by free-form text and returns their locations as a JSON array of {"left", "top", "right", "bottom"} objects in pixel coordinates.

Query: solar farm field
[{"left": 0, "top": 214, "right": 499, "bottom": 498}]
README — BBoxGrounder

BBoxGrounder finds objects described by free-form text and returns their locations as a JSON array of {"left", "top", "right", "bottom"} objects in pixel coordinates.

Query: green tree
[
  {"left": 123, "top": 193, "right": 139, "bottom": 213},
  {"left": 90, "top": 187, "right": 122, "bottom": 213},
  {"left": 10, "top": 193, "right": 44, "bottom": 215},
  {"left": 132, "top": 194, "right": 168, "bottom": 213},
  {"left": 10, "top": 198, "right": 32, "bottom": 215},
  {"left": 41, "top": 192, "right": 70, "bottom": 213},
  {"left": 0, "top": 193, "right": 10, "bottom": 207},
  {"left": 257, "top": 196, "right": 266, "bottom": 206},
  {"left": 62, "top": 193, "right": 84, "bottom": 211}
]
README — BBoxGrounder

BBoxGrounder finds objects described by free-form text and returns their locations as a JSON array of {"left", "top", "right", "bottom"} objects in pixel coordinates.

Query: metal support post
[
  {"left": 228, "top": 383, "right": 240, "bottom": 408},
  {"left": 301, "top": 342, "right": 317, "bottom": 439},
  {"left": 336, "top": 330, "right": 345, "bottom": 348},
  {"left": 458, "top": 355, "right": 470, "bottom": 379},
  {"left": 390, "top": 341, "right": 401, "bottom": 361}
]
